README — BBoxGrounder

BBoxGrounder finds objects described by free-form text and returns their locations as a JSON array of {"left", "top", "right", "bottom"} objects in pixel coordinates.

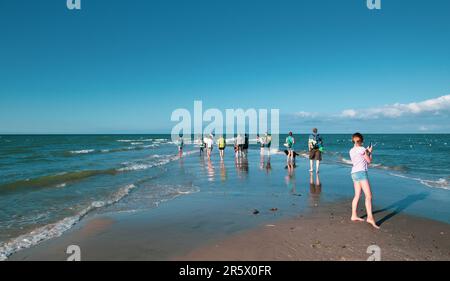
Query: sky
[{"left": 0, "top": 0, "right": 449, "bottom": 134}]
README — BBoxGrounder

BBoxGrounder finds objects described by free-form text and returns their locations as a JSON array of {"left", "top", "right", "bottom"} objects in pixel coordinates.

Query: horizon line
[{"left": 1, "top": 132, "right": 450, "bottom": 136}]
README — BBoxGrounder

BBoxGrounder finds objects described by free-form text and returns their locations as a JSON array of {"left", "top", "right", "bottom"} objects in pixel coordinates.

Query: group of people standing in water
[
  {"left": 178, "top": 128, "right": 379, "bottom": 229},
  {"left": 195, "top": 132, "right": 273, "bottom": 161}
]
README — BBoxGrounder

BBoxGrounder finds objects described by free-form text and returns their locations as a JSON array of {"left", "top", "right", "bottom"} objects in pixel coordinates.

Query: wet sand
[
  {"left": 179, "top": 202, "right": 450, "bottom": 261},
  {"left": 10, "top": 197, "right": 449, "bottom": 261}
]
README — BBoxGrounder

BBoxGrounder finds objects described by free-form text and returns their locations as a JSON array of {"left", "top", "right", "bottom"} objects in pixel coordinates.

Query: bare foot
[
  {"left": 309, "top": 169, "right": 313, "bottom": 172},
  {"left": 351, "top": 216, "right": 364, "bottom": 222},
  {"left": 316, "top": 170, "right": 320, "bottom": 174},
  {"left": 366, "top": 219, "right": 380, "bottom": 229}
]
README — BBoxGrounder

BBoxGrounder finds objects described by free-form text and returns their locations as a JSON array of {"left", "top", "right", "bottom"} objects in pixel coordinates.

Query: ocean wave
[
  {"left": 65, "top": 144, "right": 159, "bottom": 157},
  {"left": 1, "top": 151, "right": 197, "bottom": 194},
  {"left": 142, "top": 144, "right": 159, "bottom": 148},
  {"left": 70, "top": 149, "right": 95, "bottom": 154},
  {"left": 338, "top": 157, "right": 407, "bottom": 172},
  {"left": 0, "top": 184, "right": 136, "bottom": 261},
  {"left": 116, "top": 139, "right": 160, "bottom": 143},
  {"left": 339, "top": 157, "right": 353, "bottom": 165},
  {"left": 122, "top": 183, "right": 200, "bottom": 210},
  {"left": 117, "top": 163, "right": 155, "bottom": 172},
  {"left": 0, "top": 169, "right": 118, "bottom": 194},
  {"left": 389, "top": 173, "right": 449, "bottom": 190},
  {"left": 116, "top": 152, "right": 192, "bottom": 172}
]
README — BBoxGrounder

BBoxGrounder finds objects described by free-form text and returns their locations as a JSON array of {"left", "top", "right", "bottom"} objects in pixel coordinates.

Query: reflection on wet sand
[
  {"left": 220, "top": 160, "right": 227, "bottom": 181},
  {"left": 235, "top": 157, "right": 249, "bottom": 179},
  {"left": 259, "top": 154, "right": 272, "bottom": 174},
  {"left": 179, "top": 157, "right": 184, "bottom": 170},
  {"left": 206, "top": 158, "right": 215, "bottom": 182},
  {"left": 309, "top": 173, "right": 322, "bottom": 206},
  {"left": 285, "top": 162, "right": 297, "bottom": 195}
]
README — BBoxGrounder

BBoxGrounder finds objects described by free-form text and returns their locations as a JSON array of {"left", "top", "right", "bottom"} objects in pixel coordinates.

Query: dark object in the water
[
  {"left": 283, "top": 150, "right": 299, "bottom": 158},
  {"left": 270, "top": 208, "right": 278, "bottom": 212},
  {"left": 253, "top": 209, "right": 260, "bottom": 215}
]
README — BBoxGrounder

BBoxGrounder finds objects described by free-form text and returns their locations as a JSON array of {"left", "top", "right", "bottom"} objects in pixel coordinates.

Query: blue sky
[{"left": 0, "top": 0, "right": 449, "bottom": 133}]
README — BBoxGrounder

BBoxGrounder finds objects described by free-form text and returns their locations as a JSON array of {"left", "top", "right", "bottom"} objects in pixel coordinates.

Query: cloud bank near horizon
[
  {"left": 285, "top": 95, "right": 450, "bottom": 133},
  {"left": 340, "top": 95, "right": 450, "bottom": 119}
]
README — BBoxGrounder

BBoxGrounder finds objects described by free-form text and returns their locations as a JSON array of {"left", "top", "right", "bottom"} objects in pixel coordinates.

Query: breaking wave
[{"left": 0, "top": 184, "right": 136, "bottom": 261}]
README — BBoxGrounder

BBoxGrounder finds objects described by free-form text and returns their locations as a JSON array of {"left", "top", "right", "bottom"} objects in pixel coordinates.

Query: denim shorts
[{"left": 351, "top": 171, "right": 369, "bottom": 182}]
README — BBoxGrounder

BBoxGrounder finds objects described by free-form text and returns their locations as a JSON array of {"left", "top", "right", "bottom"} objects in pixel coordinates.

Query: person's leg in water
[
  {"left": 351, "top": 181, "right": 365, "bottom": 222},
  {"left": 316, "top": 159, "right": 320, "bottom": 174},
  {"left": 309, "top": 159, "right": 313, "bottom": 172},
  {"left": 220, "top": 148, "right": 224, "bottom": 160},
  {"left": 361, "top": 180, "right": 379, "bottom": 229}
]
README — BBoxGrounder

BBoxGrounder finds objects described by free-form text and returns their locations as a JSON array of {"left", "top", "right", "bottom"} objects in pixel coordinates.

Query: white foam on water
[
  {"left": 338, "top": 157, "right": 401, "bottom": 172},
  {"left": 117, "top": 150, "right": 197, "bottom": 172},
  {"left": 142, "top": 144, "right": 159, "bottom": 148},
  {"left": 70, "top": 149, "right": 95, "bottom": 154},
  {"left": 0, "top": 184, "right": 136, "bottom": 261},
  {"left": 389, "top": 173, "right": 449, "bottom": 190},
  {"left": 117, "top": 163, "right": 154, "bottom": 172},
  {"left": 339, "top": 157, "right": 353, "bottom": 165},
  {"left": 0, "top": 149, "right": 200, "bottom": 260},
  {"left": 117, "top": 139, "right": 155, "bottom": 143}
]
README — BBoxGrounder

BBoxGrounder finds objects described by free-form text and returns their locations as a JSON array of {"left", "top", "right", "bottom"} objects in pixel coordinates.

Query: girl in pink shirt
[{"left": 349, "top": 133, "right": 379, "bottom": 229}]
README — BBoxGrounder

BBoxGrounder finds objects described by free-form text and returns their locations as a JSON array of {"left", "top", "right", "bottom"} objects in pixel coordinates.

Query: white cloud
[
  {"left": 340, "top": 95, "right": 450, "bottom": 119},
  {"left": 294, "top": 111, "right": 318, "bottom": 118}
]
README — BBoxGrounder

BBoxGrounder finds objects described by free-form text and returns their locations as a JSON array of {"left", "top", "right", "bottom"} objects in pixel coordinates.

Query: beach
[
  {"left": 2, "top": 134, "right": 449, "bottom": 261},
  {"left": 180, "top": 202, "right": 450, "bottom": 261},
  {"left": 10, "top": 196, "right": 449, "bottom": 261}
]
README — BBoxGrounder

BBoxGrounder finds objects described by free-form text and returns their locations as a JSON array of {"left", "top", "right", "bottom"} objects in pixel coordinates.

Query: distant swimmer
[
  {"left": 218, "top": 135, "right": 226, "bottom": 160},
  {"left": 349, "top": 132, "right": 379, "bottom": 229}
]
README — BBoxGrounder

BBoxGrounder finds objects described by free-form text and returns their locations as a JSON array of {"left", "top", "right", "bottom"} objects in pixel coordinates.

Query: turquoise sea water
[{"left": 0, "top": 134, "right": 449, "bottom": 259}]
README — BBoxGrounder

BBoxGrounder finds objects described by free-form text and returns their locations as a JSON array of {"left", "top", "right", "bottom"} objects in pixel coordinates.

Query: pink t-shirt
[{"left": 349, "top": 146, "right": 368, "bottom": 174}]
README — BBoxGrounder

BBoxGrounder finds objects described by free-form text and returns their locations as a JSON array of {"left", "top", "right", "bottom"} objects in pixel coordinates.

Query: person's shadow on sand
[{"left": 363, "top": 193, "right": 429, "bottom": 226}]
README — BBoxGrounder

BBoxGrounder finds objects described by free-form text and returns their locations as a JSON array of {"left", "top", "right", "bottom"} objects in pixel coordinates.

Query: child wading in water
[{"left": 349, "top": 133, "right": 379, "bottom": 229}]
